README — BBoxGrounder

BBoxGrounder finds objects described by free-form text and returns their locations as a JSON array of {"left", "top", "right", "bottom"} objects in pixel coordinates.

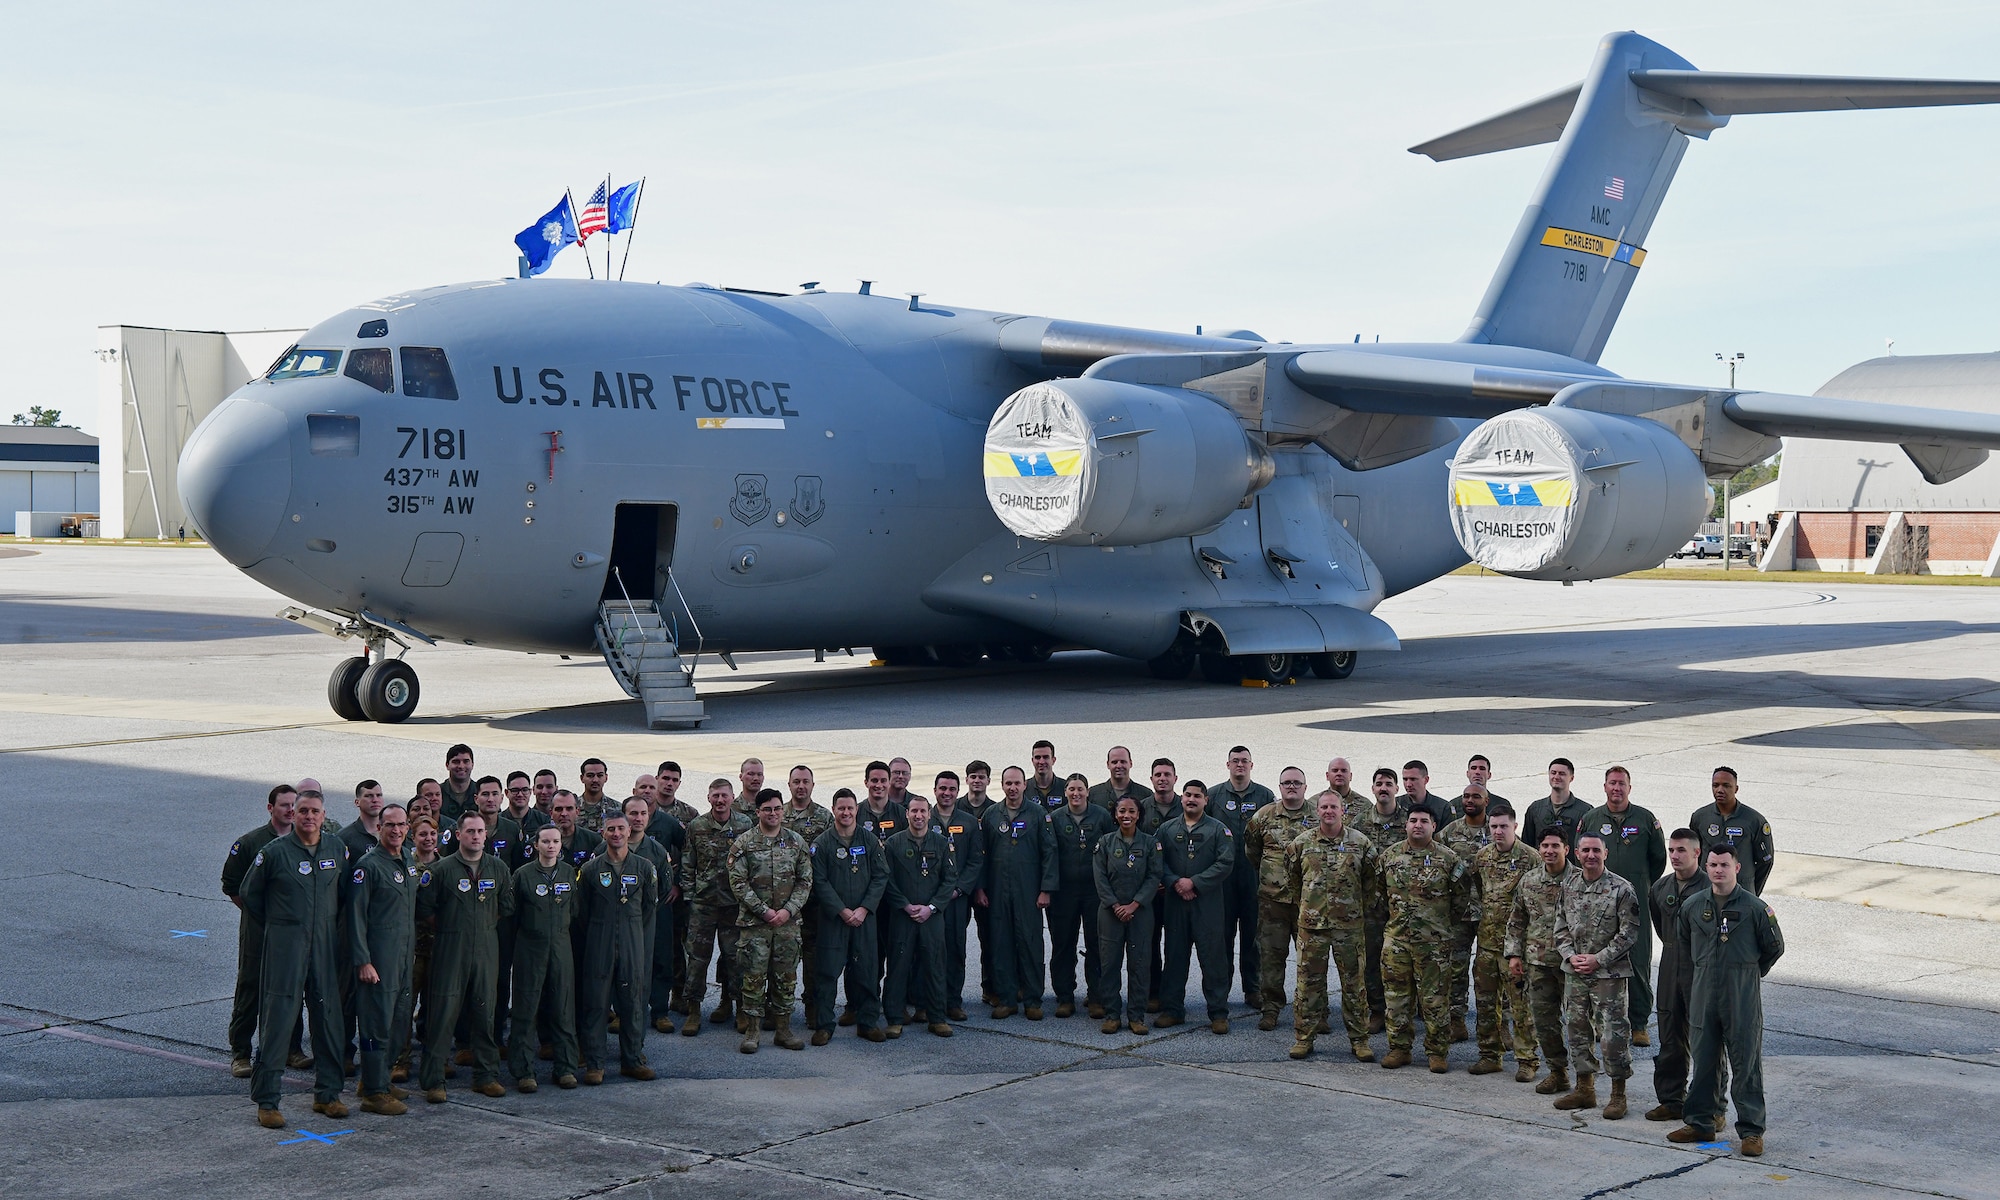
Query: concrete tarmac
[{"left": 3, "top": 545, "right": 1998, "bottom": 1198}]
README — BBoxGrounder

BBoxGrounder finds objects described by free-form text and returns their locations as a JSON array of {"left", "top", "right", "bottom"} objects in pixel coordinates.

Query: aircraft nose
[{"left": 179, "top": 397, "right": 293, "bottom": 566}]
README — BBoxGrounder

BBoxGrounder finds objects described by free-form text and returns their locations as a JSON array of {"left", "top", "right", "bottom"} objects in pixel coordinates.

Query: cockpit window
[
  {"left": 399, "top": 347, "right": 458, "bottom": 400},
  {"left": 344, "top": 347, "right": 393, "bottom": 393},
  {"left": 267, "top": 347, "right": 343, "bottom": 380}
]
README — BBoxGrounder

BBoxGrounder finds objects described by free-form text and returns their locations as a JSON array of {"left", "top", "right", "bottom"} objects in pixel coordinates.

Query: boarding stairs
[{"left": 596, "top": 598, "right": 708, "bottom": 729}]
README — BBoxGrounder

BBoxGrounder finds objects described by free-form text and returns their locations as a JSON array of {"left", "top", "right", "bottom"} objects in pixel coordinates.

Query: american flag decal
[
  {"left": 1603, "top": 176, "right": 1626, "bottom": 200},
  {"left": 577, "top": 182, "right": 609, "bottom": 243}
]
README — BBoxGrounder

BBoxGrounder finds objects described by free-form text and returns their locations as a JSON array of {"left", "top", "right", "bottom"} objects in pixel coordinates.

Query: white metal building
[
  {"left": 96, "top": 324, "right": 303, "bottom": 539},
  {"left": 1, "top": 426, "right": 99, "bottom": 535},
  {"left": 1764, "top": 352, "right": 2000, "bottom": 574}
]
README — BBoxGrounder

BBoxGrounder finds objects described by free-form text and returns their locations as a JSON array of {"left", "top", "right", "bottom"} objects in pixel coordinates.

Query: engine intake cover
[
  {"left": 1448, "top": 406, "right": 1709, "bottom": 580},
  {"left": 983, "top": 378, "right": 1272, "bottom": 546}
]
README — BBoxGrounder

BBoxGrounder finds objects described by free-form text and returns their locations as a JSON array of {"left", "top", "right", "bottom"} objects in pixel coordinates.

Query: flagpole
[
  {"left": 618, "top": 177, "right": 646, "bottom": 282},
  {"left": 567, "top": 189, "right": 595, "bottom": 279},
  {"left": 603, "top": 173, "right": 613, "bottom": 281}
]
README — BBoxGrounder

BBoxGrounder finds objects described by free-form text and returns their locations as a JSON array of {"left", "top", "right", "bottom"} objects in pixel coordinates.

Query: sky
[{"left": 7, "top": 0, "right": 2000, "bottom": 437}]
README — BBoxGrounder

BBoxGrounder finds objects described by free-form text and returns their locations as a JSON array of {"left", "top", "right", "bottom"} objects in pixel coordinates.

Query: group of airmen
[{"left": 224, "top": 740, "right": 1784, "bottom": 1156}]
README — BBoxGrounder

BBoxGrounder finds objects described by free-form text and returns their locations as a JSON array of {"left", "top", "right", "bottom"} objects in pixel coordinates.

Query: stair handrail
[{"left": 664, "top": 565, "right": 704, "bottom": 683}]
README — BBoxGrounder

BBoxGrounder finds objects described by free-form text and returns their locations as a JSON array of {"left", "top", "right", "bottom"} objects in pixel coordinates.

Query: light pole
[{"left": 1715, "top": 353, "right": 1746, "bottom": 571}]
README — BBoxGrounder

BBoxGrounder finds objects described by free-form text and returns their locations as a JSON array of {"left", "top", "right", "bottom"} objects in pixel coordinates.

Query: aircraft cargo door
[{"left": 603, "top": 503, "right": 679, "bottom": 603}]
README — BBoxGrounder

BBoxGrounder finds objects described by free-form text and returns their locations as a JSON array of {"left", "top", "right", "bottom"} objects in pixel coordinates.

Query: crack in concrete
[
  {"left": 59, "top": 869, "right": 229, "bottom": 905},
  {"left": 1576, "top": 1156, "right": 1712, "bottom": 1199}
]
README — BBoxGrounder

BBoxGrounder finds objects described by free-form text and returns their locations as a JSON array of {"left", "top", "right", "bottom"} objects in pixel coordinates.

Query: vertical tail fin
[{"left": 1413, "top": 31, "right": 2000, "bottom": 364}]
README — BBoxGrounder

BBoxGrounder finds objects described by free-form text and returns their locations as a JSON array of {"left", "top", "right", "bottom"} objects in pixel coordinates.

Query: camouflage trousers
[
  {"left": 1380, "top": 934, "right": 1452, "bottom": 1057},
  {"left": 736, "top": 922, "right": 803, "bottom": 1022},
  {"left": 1294, "top": 924, "right": 1367, "bottom": 1044},
  {"left": 1449, "top": 920, "right": 1475, "bottom": 1020},
  {"left": 1524, "top": 961, "right": 1569, "bottom": 1071},
  {"left": 683, "top": 902, "right": 740, "bottom": 1012},
  {"left": 1471, "top": 944, "right": 1538, "bottom": 1064},
  {"left": 1561, "top": 971, "right": 1632, "bottom": 1080},
  {"left": 1255, "top": 899, "right": 1299, "bottom": 1014}
]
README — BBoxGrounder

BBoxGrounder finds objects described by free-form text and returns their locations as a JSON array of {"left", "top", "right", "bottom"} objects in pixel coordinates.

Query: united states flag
[
  {"left": 577, "top": 182, "right": 609, "bottom": 243},
  {"left": 1603, "top": 176, "right": 1626, "bottom": 200}
]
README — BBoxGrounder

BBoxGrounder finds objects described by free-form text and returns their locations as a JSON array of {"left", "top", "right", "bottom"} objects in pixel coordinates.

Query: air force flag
[
  {"left": 606, "top": 179, "right": 643, "bottom": 234},
  {"left": 514, "top": 195, "right": 578, "bottom": 276}
]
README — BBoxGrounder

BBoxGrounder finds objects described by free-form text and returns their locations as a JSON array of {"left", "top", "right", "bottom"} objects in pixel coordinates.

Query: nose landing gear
[{"left": 285, "top": 606, "right": 431, "bottom": 724}]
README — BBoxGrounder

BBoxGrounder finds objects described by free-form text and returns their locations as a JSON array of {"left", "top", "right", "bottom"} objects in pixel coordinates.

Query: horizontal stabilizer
[
  {"left": 1631, "top": 70, "right": 2000, "bottom": 115},
  {"left": 1720, "top": 391, "right": 2000, "bottom": 450},
  {"left": 1411, "top": 67, "right": 2000, "bottom": 162}
]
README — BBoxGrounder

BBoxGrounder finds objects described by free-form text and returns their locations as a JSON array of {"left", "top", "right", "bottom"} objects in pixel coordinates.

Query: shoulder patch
[
  {"left": 252, "top": 851, "right": 264, "bottom": 866},
  {"left": 353, "top": 868, "right": 366, "bottom": 884}
]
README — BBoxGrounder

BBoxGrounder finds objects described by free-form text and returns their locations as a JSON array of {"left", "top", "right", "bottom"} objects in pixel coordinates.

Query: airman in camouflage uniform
[
  {"left": 1466, "top": 801, "right": 1541, "bottom": 1079},
  {"left": 1376, "top": 809, "right": 1475, "bottom": 1070},
  {"left": 728, "top": 789, "right": 813, "bottom": 1052},
  {"left": 1286, "top": 791, "right": 1378, "bottom": 1060},
  {"left": 1507, "top": 830, "right": 1579, "bottom": 1093},
  {"left": 782, "top": 767, "right": 836, "bottom": 1024},
  {"left": 1349, "top": 768, "right": 1410, "bottom": 1031},
  {"left": 1245, "top": 767, "right": 1319, "bottom": 1030},
  {"left": 1551, "top": 832, "right": 1642, "bottom": 1119},
  {"left": 682, "top": 781, "right": 754, "bottom": 1031},
  {"left": 1437, "top": 785, "right": 1494, "bottom": 1042}
]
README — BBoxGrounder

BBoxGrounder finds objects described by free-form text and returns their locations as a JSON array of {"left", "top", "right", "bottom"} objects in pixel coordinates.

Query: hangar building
[
  {"left": 1, "top": 426, "right": 99, "bottom": 535},
  {"left": 95, "top": 324, "right": 303, "bottom": 539},
  {"left": 1764, "top": 352, "right": 2000, "bottom": 575}
]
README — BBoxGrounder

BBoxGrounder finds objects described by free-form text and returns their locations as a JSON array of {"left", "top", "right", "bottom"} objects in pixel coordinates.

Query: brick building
[{"left": 1765, "top": 352, "right": 2000, "bottom": 575}]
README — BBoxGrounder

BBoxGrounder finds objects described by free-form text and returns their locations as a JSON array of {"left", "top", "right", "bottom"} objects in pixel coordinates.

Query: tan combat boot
[
  {"left": 1467, "top": 1057, "right": 1502, "bottom": 1075},
  {"left": 1515, "top": 1062, "right": 1538, "bottom": 1084},
  {"left": 621, "top": 1063, "right": 657, "bottom": 1080},
  {"left": 926, "top": 1023, "right": 952, "bottom": 1038},
  {"left": 1740, "top": 1134, "right": 1764, "bottom": 1157},
  {"left": 1288, "top": 1038, "right": 1314, "bottom": 1060},
  {"left": 710, "top": 996, "right": 735, "bottom": 1025},
  {"left": 312, "top": 1098, "right": 349, "bottom": 1118},
  {"left": 1101, "top": 1016, "right": 1122, "bottom": 1034},
  {"left": 1351, "top": 1041, "right": 1375, "bottom": 1062},
  {"left": 739, "top": 1027, "right": 760, "bottom": 1054},
  {"left": 775, "top": 1019, "right": 805, "bottom": 1051},
  {"left": 1603, "top": 1078, "right": 1628, "bottom": 1119},
  {"left": 231, "top": 1055, "right": 252, "bottom": 1079},
  {"left": 256, "top": 1107, "right": 286, "bottom": 1129},
  {"left": 811, "top": 1027, "right": 832, "bottom": 1046},
  {"left": 1535, "top": 1065, "right": 1570, "bottom": 1095},
  {"left": 1449, "top": 1015, "right": 1470, "bottom": 1043},
  {"left": 1380, "top": 1048, "right": 1412, "bottom": 1069},
  {"left": 360, "top": 1092, "right": 408, "bottom": 1116},
  {"left": 1645, "top": 1101, "right": 1683, "bottom": 1122},
  {"left": 1258, "top": 1011, "right": 1280, "bottom": 1032},
  {"left": 1553, "top": 1072, "right": 1597, "bottom": 1111},
  {"left": 1428, "top": 1055, "right": 1449, "bottom": 1073}
]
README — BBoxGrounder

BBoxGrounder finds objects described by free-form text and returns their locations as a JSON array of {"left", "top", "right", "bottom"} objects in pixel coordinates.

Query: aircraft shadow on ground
[
  {"left": 478, "top": 618, "right": 2000, "bottom": 740},
  {"left": 1739, "top": 718, "right": 2000, "bottom": 751},
  {"left": 0, "top": 599, "right": 308, "bottom": 644}
]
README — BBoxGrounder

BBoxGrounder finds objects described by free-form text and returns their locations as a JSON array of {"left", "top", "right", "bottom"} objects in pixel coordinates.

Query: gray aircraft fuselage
[{"left": 186, "top": 279, "right": 1520, "bottom": 660}]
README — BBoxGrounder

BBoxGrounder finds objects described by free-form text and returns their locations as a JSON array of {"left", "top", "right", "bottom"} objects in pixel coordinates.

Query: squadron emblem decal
[
  {"left": 791, "top": 475, "right": 825, "bottom": 526},
  {"left": 730, "top": 474, "right": 771, "bottom": 525}
]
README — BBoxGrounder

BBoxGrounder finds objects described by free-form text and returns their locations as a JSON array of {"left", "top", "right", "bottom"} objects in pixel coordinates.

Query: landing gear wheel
[
  {"left": 357, "top": 659, "right": 421, "bottom": 723},
  {"left": 1198, "top": 652, "right": 1240, "bottom": 684},
  {"left": 1147, "top": 641, "right": 1198, "bottom": 680},
  {"left": 1237, "top": 653, "right": 1296, "bottom": 685},
  {"left": 1308, "top": 650, "right": 1357, "bottom": 680},
  {"left": 327, "top": 656, "right": 369, "bottom": 721},
  {"left": 1011, "top": 642, "right": 1054, "bottom": 664},
  {"left": 934, "top": 644, "right": 984, "bottom": 668}
]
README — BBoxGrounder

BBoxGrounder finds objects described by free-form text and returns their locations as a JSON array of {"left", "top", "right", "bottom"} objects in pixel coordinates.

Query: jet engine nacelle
[
  {"left": 1447, "top": 406, "right": 1710, "bottom": 581},
  {"left": 983, "top": 378, "right": 1273, "bottom": 546}
]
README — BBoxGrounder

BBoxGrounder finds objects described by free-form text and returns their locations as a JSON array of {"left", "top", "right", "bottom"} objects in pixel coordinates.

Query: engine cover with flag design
[
  {"left": 982, "top": 378, "right": 1272, "bottom": 546},
  {"left": 1447, "top": 406, "right": 1709, "bottom": 580}
]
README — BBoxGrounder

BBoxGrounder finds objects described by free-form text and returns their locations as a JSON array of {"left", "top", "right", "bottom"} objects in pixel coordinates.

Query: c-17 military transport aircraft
[{"left": 179, "top": 31, "right": 2000, "bottom": 728}]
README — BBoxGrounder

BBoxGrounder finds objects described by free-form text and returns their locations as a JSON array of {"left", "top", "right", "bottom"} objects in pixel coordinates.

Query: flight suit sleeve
[
  {"left": 1751, "top": 821, "right": 1775, "bottom": 895},
  {"left": 1598, "top": 881, "right": 1640, "bottom": 970},
  {"left": 1142, "top": 842, "right": 1163, "bottom": 904},
  {"left": 345, "top": 864, "right": 373, "bottom": 968},
  {"left": 810, "top": 840, "right": 842, "bottom": 914},
  {"left": 1191, "top": 828, "right": 1235, "bottom": 894},
  {"left": 1243, "top": 813, "right": 1265, "bottom": 873},
  {"left": 883, "top": 843, "right": 911, "bottom": 911},
  {"left": 498, "top": 860, "right": 517, "bottom": 921},
  {"left": 1036, "top": 812, "right": 1058, "bottom": 893},
  {"left": 1094, "top": 842, "right": 1118, "bottom": 908},
  {"left": 933, "top": 843, "right": 957, "bottom": 909},
  {"left": 221, "top": 839, "right": 251, "bottom": 899},
  {"left": 1505, "top": 887, "right": 1528, "bottom": 960},
  {"left": 962, "top": 820, "right": 987, "bottom": 895},
  {"left": 1648, "top": 880, "right": 1670, "bottom": 944},
  {"left": 1160, "top": 837, "right": 1184, "bottom": 890},
  {"left": 240, "top": 851, "right": 269, "bottom": 926},
  {"left": 1645, "top": 817, "right": 1668, "bottom": 886},
  {"left": 1554, "top": 887, "right": 1576, "bottom": 962},
  {"left": 1755, "top": 901, "right": 1784, "bottom": 975},
  {"left": 416, "top": 866, "right": 440, "bottom": 926},
  {"left": 861, "top": 835, "right": 889, "bottom": 912}
]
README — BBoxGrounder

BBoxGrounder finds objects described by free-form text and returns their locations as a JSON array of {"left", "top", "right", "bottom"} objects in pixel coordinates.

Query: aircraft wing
[{"left": 1285, "top": 351, "right": 2000, "bottom": 484}]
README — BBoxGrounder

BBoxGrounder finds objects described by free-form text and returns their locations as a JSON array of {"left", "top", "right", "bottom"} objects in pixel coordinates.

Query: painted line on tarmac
[
  {"left": 0, "top": 1014, "right": 234, "bottom": 1073},
  {"left": 1768, "top": 852, "right": 2000, "bottom": 923}
]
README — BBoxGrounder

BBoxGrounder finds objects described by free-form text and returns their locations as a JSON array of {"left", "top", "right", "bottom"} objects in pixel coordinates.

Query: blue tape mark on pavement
[
  {"left": 171, "top": 930, "right": 208, "bottom": 938},
  {"left": 1697, "top": 1141, "right": 1730, "bottom": 1151},
  {"left": 278, "top": 1130, "right": 355, "bottom": 1146}
]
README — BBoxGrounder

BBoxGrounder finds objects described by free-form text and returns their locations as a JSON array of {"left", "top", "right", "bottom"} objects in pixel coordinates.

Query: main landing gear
[
  {"left": 280, "top": 606, "right": 426, "bottom": 723},
  {"left": 1146, "top": 635, "right": 1359, "bottom": 686}
]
